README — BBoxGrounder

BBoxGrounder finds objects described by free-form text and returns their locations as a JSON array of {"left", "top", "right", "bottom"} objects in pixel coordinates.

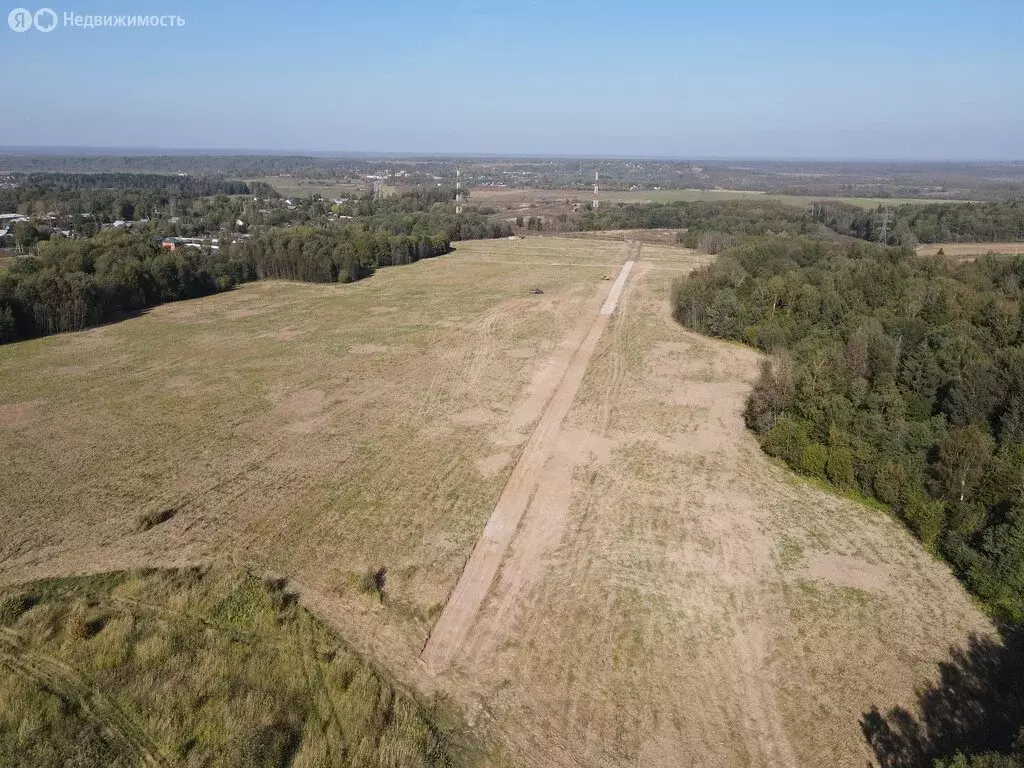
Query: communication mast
[
  {"left": 593, "top": 170, "right": 600, "bottom": 211},
  {"left": 455, "top": 167, "right": 462, "bottom": 215}
]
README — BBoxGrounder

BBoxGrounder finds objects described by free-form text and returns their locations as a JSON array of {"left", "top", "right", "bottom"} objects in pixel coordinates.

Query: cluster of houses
[
  {"left": 0, "top": 212, "right": 29, "bottom": 239},
  {"left": 103, "top": 217, "right": 150, "bottom": 230},
  {"left": 0, "top": 210, "right": 153, "bottom": 243},
  {"left": 2, "top": 191, "right": 347, "bottom": 251},
  {"left": 159, "top": 236, "right": 220, "bottom": 252}
]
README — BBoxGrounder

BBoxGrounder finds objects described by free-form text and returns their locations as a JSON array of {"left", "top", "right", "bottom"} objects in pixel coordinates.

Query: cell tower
[
  {"left": 455, "top": 167, "right": 462, "bottom": 215},
  {"left": 593, "top": 170, "right": 600, "bottom": 211}
]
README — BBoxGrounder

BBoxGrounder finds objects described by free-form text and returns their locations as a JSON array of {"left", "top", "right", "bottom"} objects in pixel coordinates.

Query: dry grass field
[
  {"left": 917, "top": 242, "right": 1024, "bottom": 258},
  {"left": 0, "top": 236, "right": 997, "bottom": 766}
]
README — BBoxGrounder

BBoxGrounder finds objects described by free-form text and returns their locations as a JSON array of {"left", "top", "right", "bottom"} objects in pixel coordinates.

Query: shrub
[
  {"left": 135, "top": 506, "right": 176, "bottom": 532},
  {"left": 745, "top": 355, "right": 794, "bottom": 433},
  {"left": 761, "top": 416, "right": 809, "bottom": 467},
  {"left": 826, "top": 444, "right": 856, "bottom": 488},
  {"left": 799, "top": 442, "right": 828, "bottom": 479},
  {"left": 356, "top": 567, "right": 387, "bottom": 602},
  {"left": 874, "top": 461, "right": 906, "bottom": 508},
  {"left": 901, "top": 489, "right": 946, "bottom": 551}
]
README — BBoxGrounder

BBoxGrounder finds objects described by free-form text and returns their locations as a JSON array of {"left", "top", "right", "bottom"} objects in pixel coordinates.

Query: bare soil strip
[
  {"left": 600, "top": 261, "right": 634, "bottom": 316},
  {"left": 420, "top": 258, "right": 635, "bottom": 672}
]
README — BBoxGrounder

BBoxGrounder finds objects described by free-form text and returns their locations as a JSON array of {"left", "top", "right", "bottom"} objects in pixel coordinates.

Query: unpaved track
[{"left": 421, "top": 255, "right": 636, "bottom": 672}]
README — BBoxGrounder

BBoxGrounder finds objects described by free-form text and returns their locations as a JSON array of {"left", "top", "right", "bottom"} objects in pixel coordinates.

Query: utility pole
[
  {"left": 593, "top": 170, "right": 599, "bottom": 211},
  {"left": 455, "top": 167, "right": 462, "bottom": 215}
]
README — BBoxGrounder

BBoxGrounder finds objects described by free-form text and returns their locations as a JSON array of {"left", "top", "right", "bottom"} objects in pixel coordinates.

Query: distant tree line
[
  {"left": 8, "top": 172, "right": 273, "bottom": 195},
  {"left": 0, "top": 174, "right": 276, "bottom": 220},
  {"left": 3, "top": 156, "right": 1022, "bottom": 200},
  {"left": 673, "top": 236, "right": 1024, "bottom": 629},
  {"left": 572, "top": 200, "right": 825, "bottom": 239},
  {"left": 813, "top": 200, "right": 1024, "bottom": 245},
  {"left": 337, "top": 187, "right": 512, "bottom": 242},
  {"left": 567, "top": 199, "right": 1024, "bottom": 249},
  {"left": 237, "top": 227, "right": 451, "bottom": 284}
]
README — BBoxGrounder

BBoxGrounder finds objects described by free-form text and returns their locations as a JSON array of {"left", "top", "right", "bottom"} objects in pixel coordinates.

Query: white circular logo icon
[
  {"left": 8, "top": 7, "right": 33, "bottom": 31},
  {"left": 33, "top": 7, "right": 56, "bottom": 31}
]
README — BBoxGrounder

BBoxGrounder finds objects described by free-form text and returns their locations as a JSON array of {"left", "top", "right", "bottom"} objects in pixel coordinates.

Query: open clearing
[
  {"left": 917, "top": 242, "right": 1024, "bottom": 258},
  {"left": 249, "top": 176, "right": 367, "bottom": 199},
  {"left": 0, "top": 236, "right": 995, "bottom": 766},
  {"left": 471, "top": 187, "right": 960, "bottom": 210}
]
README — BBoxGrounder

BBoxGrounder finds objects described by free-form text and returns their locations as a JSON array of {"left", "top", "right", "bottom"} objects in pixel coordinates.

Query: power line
[{"left": 877, "top": 206, "right": 894, "bottom": 244}]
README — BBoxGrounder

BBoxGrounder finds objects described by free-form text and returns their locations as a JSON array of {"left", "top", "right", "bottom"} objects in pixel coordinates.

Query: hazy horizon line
[{"left": 1, "top": 146, "right": 1023, "bottom": 165}]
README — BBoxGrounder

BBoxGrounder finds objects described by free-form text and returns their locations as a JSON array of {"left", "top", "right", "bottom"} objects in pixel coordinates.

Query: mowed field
[
  {"left": 0, "top": 236, "right": 996, "bottom": 767},
  {"left": 917, "top": 242, "right": 1024, "bottom": 258},
  {"left": 471, "top": 187, "right": 958, "bottom": 210},
  {"left": 249, "top": 177, "right": 367, "bottom": 199}
]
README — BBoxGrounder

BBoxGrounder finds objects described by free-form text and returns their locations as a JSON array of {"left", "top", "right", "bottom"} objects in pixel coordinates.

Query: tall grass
[{"left": 0, "top": 568, "right": 469, "bottom": 767}]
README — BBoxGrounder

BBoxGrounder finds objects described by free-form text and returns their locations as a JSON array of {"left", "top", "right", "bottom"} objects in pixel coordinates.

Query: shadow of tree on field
[{"left": 861, "top": 629, "right": 1024, "bottom": 767}]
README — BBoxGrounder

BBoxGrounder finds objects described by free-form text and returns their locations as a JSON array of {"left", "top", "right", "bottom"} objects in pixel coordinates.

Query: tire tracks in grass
[
  {"left": 0, "top": 628, "right": 171, "bottom": 768},
  {"left": 597, "top": 243, "right": 642, "bottom": 435},
  {"left": 420, "top": 254, "right": 636, "bottom": 673}
]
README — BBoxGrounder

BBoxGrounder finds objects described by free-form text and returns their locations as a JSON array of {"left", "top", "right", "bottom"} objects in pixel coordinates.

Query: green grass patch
[
  {"left": 0, "top": 568, "right": 472, "bottom": 768},
  {"left": 779, "top": 536, "right": 805, "bottom": 569}
]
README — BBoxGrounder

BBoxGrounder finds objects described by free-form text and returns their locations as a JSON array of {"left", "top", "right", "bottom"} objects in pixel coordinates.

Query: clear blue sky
[{"left": 2, "top": 0, "right": 1022, "bottom": 159}]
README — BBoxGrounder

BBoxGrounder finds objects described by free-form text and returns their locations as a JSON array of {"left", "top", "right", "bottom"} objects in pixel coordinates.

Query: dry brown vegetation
[
  {"left": 0, "top": 236, "right": 997, "bottom": 766},
  {"left": 917, "top": 242, "right": 1024, "bottom": 258}
]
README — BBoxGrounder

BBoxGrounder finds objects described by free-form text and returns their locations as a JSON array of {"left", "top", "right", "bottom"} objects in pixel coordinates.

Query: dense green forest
[
  {"left": 237, "top": 227, "right": 451, "bottom": 284},
  {"left": 0, "top": 231, "right": 251, "bottom": 340}
]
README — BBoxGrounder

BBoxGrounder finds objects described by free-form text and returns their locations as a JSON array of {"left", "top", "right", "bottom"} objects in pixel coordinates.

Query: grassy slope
[{"left": 0, "top": 568, "right": 466, "bottom": 768}]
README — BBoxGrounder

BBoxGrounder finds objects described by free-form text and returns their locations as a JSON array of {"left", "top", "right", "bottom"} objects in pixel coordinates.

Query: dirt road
[{"left": 420, "top": 255, "right": 636, "bottom": 672}]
